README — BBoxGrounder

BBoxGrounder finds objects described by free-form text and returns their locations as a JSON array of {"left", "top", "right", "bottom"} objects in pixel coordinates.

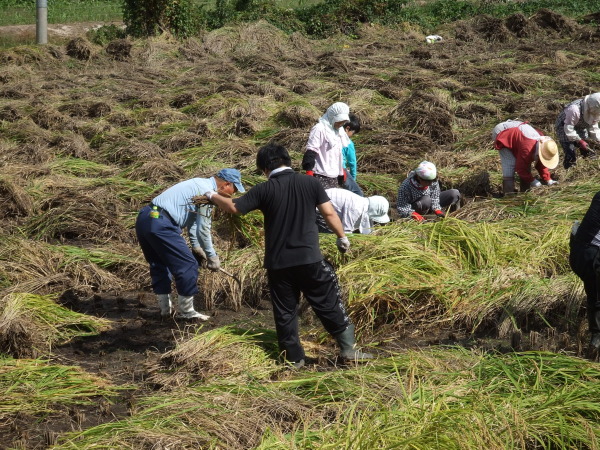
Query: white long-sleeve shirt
[
  {"left": 324, "top": 188, "right": 372, "bottom": 234},
  {"left": 305, "top": 122, "right": 344, "bottom": 178}
]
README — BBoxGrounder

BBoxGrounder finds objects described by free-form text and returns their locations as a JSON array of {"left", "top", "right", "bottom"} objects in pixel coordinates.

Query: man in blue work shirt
[{"left": 135, "top": 169, "right": 245, "bottom": 320}]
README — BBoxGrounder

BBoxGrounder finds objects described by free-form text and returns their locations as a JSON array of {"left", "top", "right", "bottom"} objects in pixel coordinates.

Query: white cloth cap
[
  {"left": 584, "top": 93, "right": 600, "bottom": 124},
  {"left": 415, "top": 161, "right": 437, "bottom": 180},
  {"left": 322, "top": 102, "right": 350, "bottom": 128},
  {"left": 367, "top": 196, "right": 390, "bottom": 224}
]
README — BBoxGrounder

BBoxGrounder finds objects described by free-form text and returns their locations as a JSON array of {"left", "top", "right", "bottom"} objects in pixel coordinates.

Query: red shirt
[{"left": 494, "top": 125, "right": 550, "bottom": 183}]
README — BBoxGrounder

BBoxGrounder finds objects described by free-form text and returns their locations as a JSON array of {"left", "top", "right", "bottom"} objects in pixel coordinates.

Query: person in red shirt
[{"left": 493, "top": 120, "right": 559, "bottom": 195}]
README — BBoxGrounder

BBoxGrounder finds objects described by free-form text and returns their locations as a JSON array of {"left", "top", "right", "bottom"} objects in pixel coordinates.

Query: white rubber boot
[
  {"left": 157, "top": 294, "right": 173, "bottom": 318},
  {"left": 176, "top": 295, "right": 210, "bottom": 320}
]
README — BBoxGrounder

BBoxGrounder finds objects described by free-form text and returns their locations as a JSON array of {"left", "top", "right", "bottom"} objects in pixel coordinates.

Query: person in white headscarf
[
  {"left": 302, "top": 102, "right": 350, "bottom": 189},
  {"left": 555, "top": 93, "right": 600, "bottom": 169}
]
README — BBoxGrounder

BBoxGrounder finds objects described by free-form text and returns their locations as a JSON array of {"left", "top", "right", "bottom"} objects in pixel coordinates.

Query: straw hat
[{"left": 538, "top": 138, "right": 559, "bottom": 169}]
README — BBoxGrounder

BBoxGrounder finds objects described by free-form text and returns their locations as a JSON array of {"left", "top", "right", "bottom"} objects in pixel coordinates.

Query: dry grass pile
[
  {"left": 66, "top": 37, "right": 94, "bottom": 60},
  {"left": 148, "top": 327, "right": 278, "bottom": 388},
  {"left": 0, "top": 175, "right": 33, "bottom": 218}
]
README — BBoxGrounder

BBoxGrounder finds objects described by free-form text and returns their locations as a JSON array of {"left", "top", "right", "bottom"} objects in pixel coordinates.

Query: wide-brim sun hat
[
  {"left": 367, "top": 196, "right": 390, "bottom": 224},
  {"left": 538, "top": 138, "right": 559, "bottom": 170}
]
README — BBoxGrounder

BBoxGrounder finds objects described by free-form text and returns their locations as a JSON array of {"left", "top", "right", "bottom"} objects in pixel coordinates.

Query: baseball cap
[{"left": 217, "top": 168, "right": 245, "bottom": 193}]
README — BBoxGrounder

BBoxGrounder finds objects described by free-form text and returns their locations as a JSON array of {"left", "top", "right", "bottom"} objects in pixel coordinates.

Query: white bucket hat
[{"left": 367, "top": 196, "right": 390, "bottom": 224}]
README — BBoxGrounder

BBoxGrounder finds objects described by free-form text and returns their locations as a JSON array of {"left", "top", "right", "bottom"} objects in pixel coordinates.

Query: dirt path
[{"left": 0, "top": 22, "right": 122, "bottom": 39}]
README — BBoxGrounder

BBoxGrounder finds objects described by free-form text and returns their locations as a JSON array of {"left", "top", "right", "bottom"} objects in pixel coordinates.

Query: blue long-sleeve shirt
[
  {"left": 342, "top": 139, "right": 358, "bottom": 180},
  {"left": 151, "top": 177, "right": 218, "bottom": 257}
]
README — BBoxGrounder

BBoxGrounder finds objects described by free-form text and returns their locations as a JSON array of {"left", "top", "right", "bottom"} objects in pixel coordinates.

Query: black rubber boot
[{"left": 335, "top": 324, "right": 373, "bottom": 361}]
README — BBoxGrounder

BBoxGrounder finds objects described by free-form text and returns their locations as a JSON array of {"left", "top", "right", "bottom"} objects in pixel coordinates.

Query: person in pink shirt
[
  {"left": 493, "top": 120, "right": 559, "bottom": 195},
  {"left": 302, "top": 102, "right": 350, "bottom": 189}
]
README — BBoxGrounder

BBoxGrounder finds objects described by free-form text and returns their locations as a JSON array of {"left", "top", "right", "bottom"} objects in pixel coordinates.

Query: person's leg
[
  {"left": 267, "top": 268, "right": 304, "bottom": 363},
  {"left": 411, "top": 195, "right": 432, "bottom": 215},
  {"left": 299, "top": 260, "right": 373, "bottom": 360},
  {"left": 135, "top": 206, "right": 172, "bottom": 294},
  {"left": 499, "top": 148, "right": 517, "bottom": 195},
  {"left": 561, "top": 140, "right": 577, "bottom": 169},
  {"left": 343, "top": 175, "right": 364, "bottom": 197},
  {"left": 298, "top": 260, "right": 350, "bottom": 336},
  {"left": 439, "top": 189, "right": 461, "bottom": 210},
  {"left": 145, "top": 216, "right": 199, "bottom": 297}
]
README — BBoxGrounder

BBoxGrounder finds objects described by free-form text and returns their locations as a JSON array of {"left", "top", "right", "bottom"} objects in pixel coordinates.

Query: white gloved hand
[
  {"left": 530, "top": 179, "right": 542, "bottom": 188},
  {"left": 336, "top": 237, "right": 350, "bottom": 253},
  {"left": 546, "top": 179, "right": 559, "bottom": 186},
  {"left": 204, "top": 190, "right": 217, "bottom": 201},
  {"left": 206, "top": 255, "right": 220, "bottom": 271}
]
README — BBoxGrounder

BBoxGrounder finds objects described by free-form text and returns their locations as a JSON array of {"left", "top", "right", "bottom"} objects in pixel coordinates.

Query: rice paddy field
[{"left": 2, "top": 3, "right": 600, "bottom": 448}]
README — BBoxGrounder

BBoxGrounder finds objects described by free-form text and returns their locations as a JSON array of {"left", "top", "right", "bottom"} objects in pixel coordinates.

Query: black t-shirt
[
  {"left": 577, "top": 190, "right": 600, "bottom": 245},
  {"left": 233, "top": 169, "right": 331, "bottom": 270}
]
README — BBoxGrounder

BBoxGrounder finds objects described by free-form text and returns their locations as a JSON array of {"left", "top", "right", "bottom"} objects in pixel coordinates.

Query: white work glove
[
  {"left": 206, "top": 255, "right": 220, "bottom": 271},
  {"left": 530, "top": 179, "right": 542, "bottom": 188},
  {"left": 204, "top": 190, "right": 217, "bottom": 201},
  {"left": 546, "top": 179, "right": 559, "bottom": 186},
  {"left": 336, "top": 237, "right": 350, "bottom": 253}
]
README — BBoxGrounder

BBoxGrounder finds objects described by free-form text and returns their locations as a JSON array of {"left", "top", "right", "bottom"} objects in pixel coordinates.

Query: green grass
[{"left": 0, "top": 0, "right": 123, "bottom": 26}]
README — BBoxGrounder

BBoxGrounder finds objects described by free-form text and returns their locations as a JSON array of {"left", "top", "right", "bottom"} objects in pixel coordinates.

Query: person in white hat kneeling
[
  {"left": 396, "top": 161, "right": 461, "bottom": 223},
  {"left": 493, "top": 120, "right": 559, "bottom": 195}
]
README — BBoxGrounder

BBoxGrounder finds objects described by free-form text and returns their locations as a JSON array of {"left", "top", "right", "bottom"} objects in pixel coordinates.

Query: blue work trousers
[{"left": 135, "top": 205, "right": 199, "bottom": 296}]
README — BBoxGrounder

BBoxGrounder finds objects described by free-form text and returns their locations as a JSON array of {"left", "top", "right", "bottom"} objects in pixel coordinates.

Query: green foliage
[
  {"left": 87, "top": 24, "right": 126, "bottom": 45},
  {"left": 122, "top": 0, "right": 200, "bottom": 38}
]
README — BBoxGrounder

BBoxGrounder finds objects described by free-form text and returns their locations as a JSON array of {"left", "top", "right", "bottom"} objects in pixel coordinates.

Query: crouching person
[
  {"left": 396, "top": 161, "right": 461, "bottom": 222},
  {"left": 135, "top": 169, "right": 245, "bottom": 320},
  {"left": 317, "top": 188, "right": 390, "bottom": 234},
  {"left": 204, "top": 143, "right": 373, "bottom": 368}
]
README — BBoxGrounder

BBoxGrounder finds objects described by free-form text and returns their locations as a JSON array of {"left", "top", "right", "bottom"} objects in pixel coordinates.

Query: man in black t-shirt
[
  {"left": 570, "top": 190, "right": 600, "bottom": 352},
  {"left": 205, "top": 143, "right": 373, "bottom": 367}
]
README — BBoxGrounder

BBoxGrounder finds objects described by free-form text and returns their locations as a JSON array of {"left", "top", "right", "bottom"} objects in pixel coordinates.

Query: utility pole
[{"left": 36, "top": 0, "right": 48, "bottom": 44}]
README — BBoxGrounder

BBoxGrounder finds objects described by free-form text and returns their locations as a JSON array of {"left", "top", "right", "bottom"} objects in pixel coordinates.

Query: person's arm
[
  {"left": 396, "top": 182, "right": 415, "bottom": 218},
  {"left": 564, "top": 106, "right": 582, "bottom": 141},
  {"left": 345, "top": 141, "right": 358, "bottom": 180},
  {"left": 534, "top": 160, "right": 551, "bottom": 181},
  {"left": 205, "top": 192, "right": 241, "bottom": 214},
  {"left": 304, "top": 126, "right": 323, "bottom": 173},
  {"left": 588, "top": 122, "right": 600, "bottom": 142},
  {"left": 318, "top": 201, "right": 350, "bottom": 252},
  {"left": 430, "top": 182, "right": 443, "bottom": 211},
  {"left": 188, "top": 206, "right": 217, "bottom": 258},
  {"left": 514, "top": 147, "right": 535, "bottom": 183}
]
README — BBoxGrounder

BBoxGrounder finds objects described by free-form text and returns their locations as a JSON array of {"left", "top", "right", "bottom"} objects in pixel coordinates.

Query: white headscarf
[
  {"left": 583, "top": 93, "right": 600, "bottom": 125},
  {"left": 319, "top": 102, "right": 350, "bottom": 131}
]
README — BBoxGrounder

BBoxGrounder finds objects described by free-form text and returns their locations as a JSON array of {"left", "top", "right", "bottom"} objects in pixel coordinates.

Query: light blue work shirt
[{"left": 151, "top": 177, "right": 218, "bottom": 257}]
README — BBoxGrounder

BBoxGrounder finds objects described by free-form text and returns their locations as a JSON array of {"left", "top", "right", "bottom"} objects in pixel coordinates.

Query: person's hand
[
  {"left": 206, "top": 255, "right": 220, "bottom": 271},
  {"left": 546, "top": 179, "right": 559, "bottom": 186},
  {"left": 434, "top": 209, "right": 445, "bottom": 218},
  {"left": 530, "top": 179, "right": 542, "bottom": 188},
  {"left": 336, "top": 237, "right": 350, "bottom": 253},
  {"left": 192, "top": 246, "right": 207, "bottom": 266},
  {"left": 204, "top": 190, "right": 217, "bottom": 201},
  {"left": 306, "top": 170, "right": 314, "bottom": 176},
  {"left": 411, "top": 212, "right": 425, "bottom": 222},
  {"left": 579, "top": 139, "right": 588, "bottom": 151},
  {"left": 191, "top": 195, "right": 211, "bottom": 206}
]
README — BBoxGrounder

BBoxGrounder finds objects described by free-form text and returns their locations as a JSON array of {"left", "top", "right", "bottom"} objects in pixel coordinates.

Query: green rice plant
[
  {"left": 0, "top": 292, "right": 109, "bottom": 357},
  {"left": 49, "top": 157, "right": 114, "bottom": 178},
  {"left": 0, "top": 356, "right": 118, "bottom": 420},
  {"left": 148, "top": 326, "right": 279, "bottom": 388}
]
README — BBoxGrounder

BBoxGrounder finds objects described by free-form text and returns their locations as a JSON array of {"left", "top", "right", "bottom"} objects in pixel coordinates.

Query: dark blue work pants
[{"left": 135, "top": 205, "right": 199, "bottom": 296}]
